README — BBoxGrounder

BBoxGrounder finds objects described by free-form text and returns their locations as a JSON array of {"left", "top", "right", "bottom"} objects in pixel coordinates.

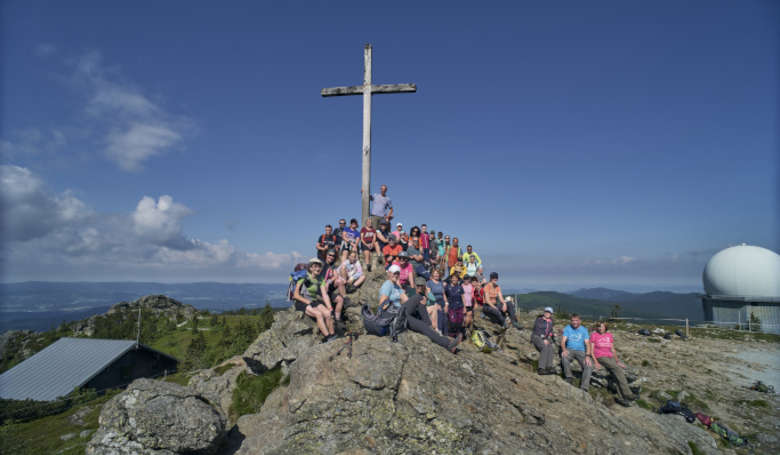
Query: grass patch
[
  {"left": 681, "top": 392, "right": 710, "bottom": 412},
  {"left": 0, "top": 390, "right": 119, "bottom": 455},
  {"left": 213, "top": 363, "right": 234, "bottom": 376},
  {"left": 740, "top": 399, "right": 769, "bottom": 408},
  {"left": 162, "top": 371, "right": 190, "bottom": 386},
  {"left": 646, "top": 337, "right": 661, "bottom": 343},
  {"left": 229, "top": 367, "right": 283, "bottom": 422},
  {"left": 636, "top": 399, "right": 654, "bottom": 411}
]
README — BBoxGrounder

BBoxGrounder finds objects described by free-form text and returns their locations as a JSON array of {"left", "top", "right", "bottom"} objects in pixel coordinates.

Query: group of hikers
[{"left": 292, "top": 184, "right": 638, "bottom": 405}]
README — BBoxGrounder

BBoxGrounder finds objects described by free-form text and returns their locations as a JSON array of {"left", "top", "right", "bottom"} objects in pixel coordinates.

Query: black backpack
[{"left": 362, "top": 304, "right": 407, "bottom": 340}]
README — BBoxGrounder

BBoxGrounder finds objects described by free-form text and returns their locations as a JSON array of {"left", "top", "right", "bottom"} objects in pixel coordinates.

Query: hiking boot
[
  {"left": 538, "top": 368, "right": 555, "bottom": 376},
  {"left": 448, "top": 333, "right": 463, "bottom": 353},
  {"left": 615, "top": 397, "right": 632, "bottom": 407},
  {"left": 564, "top": 377, "right": 574, "bottom": 385},
  {"left": 512, "top": 321, "right": 522, "bottom": 330}
]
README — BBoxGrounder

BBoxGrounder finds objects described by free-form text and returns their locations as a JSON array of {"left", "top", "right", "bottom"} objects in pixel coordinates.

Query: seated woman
[
  {"left": 293, "top": 258, "right": 338, "bottom": 342},
  {"left": 406, "top": 277, "right": 461, "bottom": 353},
  {"left": 444, "top": 273, "right": 466, "bottom": 337},
  {"left": 392, "top": 251, "right": 416, "bottom": 294},
  {"left": 531, "top": 307, "right": 556, "bottom": 375},
  {"left": 449, "top": 259, "right": 467, "bottom": 280},
  {"left": 465, "top": 255, "right": 479, "bottom": 277},
  {"left": 591, "top": 322, "right": 638, "bottom": 406},
  {"left": 379, "top": 264, "right": 407, "bottom": 311},
  {"left": 340, "top": 250, "right": 366, "bottom": 292}
]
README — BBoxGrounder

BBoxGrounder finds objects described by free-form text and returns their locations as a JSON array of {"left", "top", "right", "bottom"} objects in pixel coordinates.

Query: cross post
[{"left": 321, "top": 44, "right": 416, "bottom": 226}]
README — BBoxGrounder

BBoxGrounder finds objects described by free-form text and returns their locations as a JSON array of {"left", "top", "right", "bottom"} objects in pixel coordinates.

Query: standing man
[
  {"left": 561, "top": 314, "right": 593, "bottom": 391},
  {"left": 367, "top": 184, "right": 393, "bottom": 228}
]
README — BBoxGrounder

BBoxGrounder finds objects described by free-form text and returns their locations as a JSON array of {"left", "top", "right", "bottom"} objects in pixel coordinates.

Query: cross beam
[{"left": 321, "top": 44, "right": 416, "bottom": 226}]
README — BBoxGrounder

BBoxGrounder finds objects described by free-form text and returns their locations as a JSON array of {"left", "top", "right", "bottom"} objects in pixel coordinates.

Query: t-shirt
[
  {"left": 462, "top": 283, "right": 474, "bottom": 308},
  {"left": 379, "top": 279, "right": 403, "bottom": 309},
  {"left": 297, "top": 273, "right": 323, "bottom": 301},
  {"left": 360, "top": 227, "right": 376, "bottom": 245},
  {"left": 343, "top": 227, "right": 359, "bottom": 243},
  {"left": 392, "top": 261, "right": 414, "bottom": 286},
  {"left": 462, "top": 251, "right": 482, "bottom": 267},
  {"left": 590, "top": 332, "right": 614, "bottom": 358},
  {"left": 426, "top": 279, "right": 445, "bottom": 304},
  {"left": 563, "top": 325, "right": 589, "bottom": 351},
  {"left": 466, "top": 262, "right": 478, "bottom": 276},
  {"left": 377, "top": 228, "right": 391, "bottom": 249},
  {"left": 444, "top": 283, "right": 464, "bottom": 309},
  {"left": 447, "top": 245, "right": 461, "bottom": 268},
  {"left": 406, "top": 246, "right": 422, "bottom": 268},
  {"left": 342, "top": 260, "right": 363, "bottom": 280},
  {"left": 437, "top": 242, "right": 447, "bottom": 257},
  {"left": 317, "top": 234, "right": 338, "bottom": 260},
  {"left": 320, "top": 261, "right": 339, "bottom": 282},
  {"left": 370, "top": 193, "right": 392, "bottom": 217},
  {"left": 383, "top": 244, "right": 402, "bottom": 258}
]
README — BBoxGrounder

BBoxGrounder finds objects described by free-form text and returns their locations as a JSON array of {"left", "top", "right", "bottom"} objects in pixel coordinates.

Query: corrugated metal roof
[{"left": 0, "top": 337, "right": 138, "bottom": 401}]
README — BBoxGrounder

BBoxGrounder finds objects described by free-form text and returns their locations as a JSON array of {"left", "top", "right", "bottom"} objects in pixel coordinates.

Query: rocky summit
[{"left": 86, "top": 268, "right": 779, "bottom": 454}]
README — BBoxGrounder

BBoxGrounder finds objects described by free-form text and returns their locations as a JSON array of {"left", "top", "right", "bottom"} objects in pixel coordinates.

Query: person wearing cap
[
  {"left": 391, "top": 222, "right": 403, "bottom": 240},
  {"left": 406, "top": 277, "right": 462, "bottom": 353},
  {"left": 379, "top": 264, "right": 407, "bottom": 311},
  {"left": 293, "top": 259, "right": 339, "bottom": 342},
  {"left": 561, "top": 314, "right": 593, "bottom": 391},
  {"left": 532, "top": 307, "right": 557, "bottom": 375},
  {"left": 392, "top": 251, "right": 416, "bottom": 293},
  {"left": 382, "top": 235, "right": 403, "bottom": 269},
  {"left": 482, "top": 272, "right": 521, "bottom": 329},
  {"left": 449, "top": 258, "right": 467, "bottom": 280},
  {"left": 367, "top": 184, "right": 393, "bottom": 228}
]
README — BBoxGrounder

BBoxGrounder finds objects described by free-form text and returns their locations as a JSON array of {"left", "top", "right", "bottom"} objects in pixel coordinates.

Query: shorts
[
  {"left": 341, "top": 241, "right": 354, "bottom": 252},
  {"left": 359, "top": 242, "right": 376, "bottom": 252},
  {"left": 294, "top": 299, "right": 323, "bottom": 312}
]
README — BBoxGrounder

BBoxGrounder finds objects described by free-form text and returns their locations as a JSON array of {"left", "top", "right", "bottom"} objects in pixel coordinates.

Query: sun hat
[
  {"left": 415, "top": 277, "right": 426, "bottom": 286},
  {"left": 544, "top": 306, "right": 554, "bottom": 314},
  {"left": 309, "top": 258, "right": 323, "bottom": 265},
  {"left": 388, "top": 264, "right": 401, "bottom": 274}
]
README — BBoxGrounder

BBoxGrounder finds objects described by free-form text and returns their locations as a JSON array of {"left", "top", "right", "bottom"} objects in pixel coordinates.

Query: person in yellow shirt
[{"left": 449, "top": 258, "right": 468, "bottom": 280}]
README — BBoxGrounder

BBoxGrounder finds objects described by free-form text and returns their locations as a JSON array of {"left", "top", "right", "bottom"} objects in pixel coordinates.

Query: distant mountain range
[
  {"left": 0, "top": 282, "right": 289, "bottom": 332},
  {"left": 0, "top": 282, "right": 706, "bottom": 332},
  {"left": 566, "top": 287, "right": 704, "bottom": 320}
]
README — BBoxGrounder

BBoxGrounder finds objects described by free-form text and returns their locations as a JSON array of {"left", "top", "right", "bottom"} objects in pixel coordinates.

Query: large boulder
[
  {"left": 188, "top": 356, "right": 248, "bottom": 418},
  {"left": 242, "top": 309, "right": 317, "bottom": 375},
  {"left": 86, "top": 378, "right": 227, "bottom": 455},
  {"left": 230, "top": 331, "right": 718, "bottom": 454}
]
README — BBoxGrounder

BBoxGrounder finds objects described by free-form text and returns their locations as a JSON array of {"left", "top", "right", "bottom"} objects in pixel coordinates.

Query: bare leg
[
  {"left": 363, "top": 248, "right": 371, "bottom": 267},
  {"left": 334, "top": 296, "right": 344, "bottom": 320},
  {"left": 320, "top": 306, "right": 335, "bottom": 335},
  {"left": 306, "top": 306, "right": 329, "bottom": 337}
]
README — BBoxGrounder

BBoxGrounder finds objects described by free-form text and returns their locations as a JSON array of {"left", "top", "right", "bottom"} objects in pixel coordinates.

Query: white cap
[
  {"left": 505, "top": 296, "right": 513, "bottom": 302},
  {"left": 388, "top": 264, "right": 401, "bottom": 274},
  {"left": 544, "top": 306, "right": 554, "bottom": 314},
  {"left": 396, "top": 222, "right": 403, "bottom": 227}
]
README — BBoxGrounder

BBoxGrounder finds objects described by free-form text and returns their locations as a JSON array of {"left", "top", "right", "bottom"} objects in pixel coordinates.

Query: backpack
[
  {"left": 362, "top": 304, "right": 407, "bottom": 339},
  {"left": 287, "top": 264, "right": 309, "bottom": 301},
  {"left": 658, "top": 400, "right": 682, "bottom": 414},
  {"left": 471, "top": 330, "right": 498, "bottom": 353}
]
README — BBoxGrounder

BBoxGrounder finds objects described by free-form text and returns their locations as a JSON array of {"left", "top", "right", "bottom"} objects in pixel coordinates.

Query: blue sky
[{"left": 1, "top": 1, "right": 777, "bottom": 291}]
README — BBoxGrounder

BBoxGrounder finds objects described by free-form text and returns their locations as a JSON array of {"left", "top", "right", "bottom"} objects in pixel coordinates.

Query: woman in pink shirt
[{"left": 591, "top": 322, "right": 637, "bottom": 406}]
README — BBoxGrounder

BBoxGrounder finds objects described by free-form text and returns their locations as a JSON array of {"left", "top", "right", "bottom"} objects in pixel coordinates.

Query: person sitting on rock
[
  {"left": 415, "top": 276, "right": 442, "bottom": 333},
  {"left": 379, "top": 264, "right": 407, "bottom": 311},
  {"left": 462, "top": 276, "right": 475, "bottom": 334},
  {"left": 561, "top": 314, "right": 593, "bottom": 391},
  {"left": 482, "top": 272, "right": 521, "bottom": 329},
  {"left": 426, "top": 268, "right": 446, "bottom": 333},
  {"left": 462, "top": 244, "right": 482, "bottom": 269},
  {"left": 316, "top": 224, "right": 339, "bottom": 262},
  {"left": 405, "top": 277, "right": 462, "bottom": 353},
  {"left": 449, "top": 258, "right": 467, "bottom": 280},
  {"left": 591, "top": 322, "right": 638, "bottom": 406},
  {"left": 382, "top": 235, "right": 403, "bottom": 269},
  {"left": 321, "top": 249, "right": 347, "bottom": 316},
  {"left": 406, "top": 235, "right": 429, "bottom": 280},
  {"left": 340, "top": 250, "right": 366, "bottom": 293},
  {"left": 375, "top": 220, "right": 392, "bottom": 254},
  {"left": 465, "top": 255, "right": 479, "bottom": 278},
  {"left": 340, "top": 218, "right": 360, "bottom": 263},
  {"left": 532, "top": 307, "right": 556, "bottom": 375},
  {"left": 293, "top": 258, "right": 338, "bottom": 342},
  {"left": 392, "top": 251, "right": 416, "bottom": 294},
  {"left": 360, "top": 218, "right": 382, "bottom": 271}
]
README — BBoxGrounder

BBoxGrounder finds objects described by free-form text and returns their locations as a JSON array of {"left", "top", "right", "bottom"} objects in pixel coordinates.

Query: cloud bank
[{"left": 1, "top": 165, "right": 300, "bottom": 282}]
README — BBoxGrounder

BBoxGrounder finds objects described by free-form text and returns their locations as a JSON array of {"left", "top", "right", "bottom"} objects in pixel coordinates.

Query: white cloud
[
  {"left": 107, "top": 123, "right": 181, "bottom": 171},
  {"left": 2, "top": 166, "right": 295, "bottom": 281},
  {"left": 71, "top": 51, "right": 187, "bottom": 171}
]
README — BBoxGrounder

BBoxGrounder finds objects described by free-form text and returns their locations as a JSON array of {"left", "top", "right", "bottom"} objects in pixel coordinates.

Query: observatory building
[{"left": 702, "top": 244, "right": 780, "bottom": 333}]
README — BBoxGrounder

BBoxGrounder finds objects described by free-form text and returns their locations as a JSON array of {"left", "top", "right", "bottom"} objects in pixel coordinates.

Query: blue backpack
[{"left": 286, "top": 264, "right": 309, "bottom": 302}]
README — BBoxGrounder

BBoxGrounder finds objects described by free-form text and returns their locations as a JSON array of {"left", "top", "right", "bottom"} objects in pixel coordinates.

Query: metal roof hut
[{"left": 0, "top": 338, "right": 178, "bottom": 401}]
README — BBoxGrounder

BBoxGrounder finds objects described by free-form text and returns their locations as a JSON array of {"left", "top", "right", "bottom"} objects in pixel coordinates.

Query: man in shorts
[{"left": 368, "top": 184, "right": 393, "bottom": 228}]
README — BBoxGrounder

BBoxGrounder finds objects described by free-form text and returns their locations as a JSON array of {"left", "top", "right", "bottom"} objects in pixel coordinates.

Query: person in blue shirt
[
  {"left": 561, "top": 314, "right": 593, "bottom": 391},
  {"left": 379, "top": 264, "right": 406, "bottom": 310}
]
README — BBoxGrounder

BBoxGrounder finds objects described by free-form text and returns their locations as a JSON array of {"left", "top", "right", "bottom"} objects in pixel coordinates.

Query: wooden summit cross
[{"left": 322, "top": 44, "right": 416, "bottom": 225}]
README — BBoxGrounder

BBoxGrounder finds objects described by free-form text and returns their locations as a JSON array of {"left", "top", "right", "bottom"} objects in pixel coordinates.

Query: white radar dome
[{"left": 703, "top": 244, "right": 780, "bottom": 298}]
